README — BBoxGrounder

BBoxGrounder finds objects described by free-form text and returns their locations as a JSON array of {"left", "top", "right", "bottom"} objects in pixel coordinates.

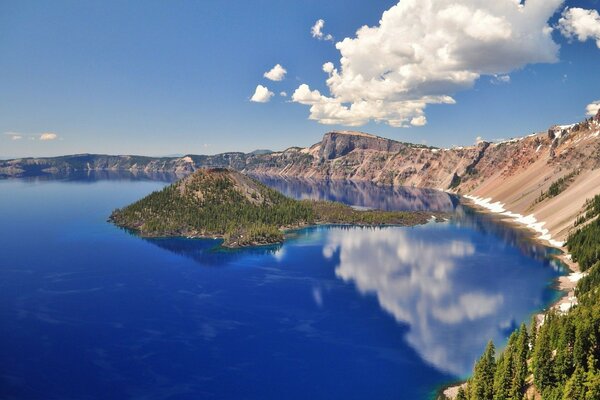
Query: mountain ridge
[{"left": 4, "top": 110, "right": 600, "bottom": 243}]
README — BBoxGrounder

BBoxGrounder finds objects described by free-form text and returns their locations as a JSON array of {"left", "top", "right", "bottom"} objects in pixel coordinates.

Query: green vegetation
[
  {"left": 444, "top": 194, "right": 600, "bottom": 400},
  {"left": 532, "top": 170, "right": 579, "bottom": 208},
  {"left": 568, "top": 194, "right": 600, "bottom": 272},
  {"left": 110, "top": 168, "right": 437, "bottom": 247}
]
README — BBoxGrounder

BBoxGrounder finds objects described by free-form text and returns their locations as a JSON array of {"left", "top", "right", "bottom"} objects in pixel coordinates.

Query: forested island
[
  {"left": 446, "top": 194, "right": 600, "bottom": 400},
  {"left": 110, "top": 168, "right": 441, "bottom": 248}
]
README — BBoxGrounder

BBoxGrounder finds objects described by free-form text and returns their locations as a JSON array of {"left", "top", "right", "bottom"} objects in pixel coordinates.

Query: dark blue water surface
[{"left": 0, "top": 175, "right": 565, "bottom": 400}]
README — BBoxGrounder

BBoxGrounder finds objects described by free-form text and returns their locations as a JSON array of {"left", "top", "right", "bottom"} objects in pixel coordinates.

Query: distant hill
[
  {"left": 248, "top": 149, "right": 273, "bottom": 155},
  {"left": 109, "top": 168, "right": 436, "bottom": 247}
]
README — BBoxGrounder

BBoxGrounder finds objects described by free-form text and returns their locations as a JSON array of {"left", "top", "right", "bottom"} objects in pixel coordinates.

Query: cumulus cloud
[
  {"left": 311, "top": 19, "right": 333, "bottom": 41},
  {"left": 322, "top": 62, "right": 335, "bottom": 74},
  {"left": 250, "top": 85, "right": 274, "bottom": 103},
  {"left": 39, "top": 132, "right": 58, "bottom": 141},
  {"left": 559, "top": 7, "right": 600, "bottom": 48},
  {"left": 586, "top": 100, "right": 600, "bottom": 116},
  {"left": 410, "top": 116, "right": 427, "bottom": 127},
  {"left": 263, "top": 64, "right": 287, "bottom": 81},
  {"left": 280, "top": 91, "right": 287, "bottom": 97},
  {"left": 293, "top": 0, "right": 563, "bottom": 127}
]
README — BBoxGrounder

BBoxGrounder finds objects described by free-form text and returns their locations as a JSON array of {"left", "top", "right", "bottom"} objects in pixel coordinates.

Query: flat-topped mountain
[
  {"left": 318, "top": 130, "right": 429, "bottom": 160},
  {"left": 109, "top": 168, "right": 437, "bottom": 247}
]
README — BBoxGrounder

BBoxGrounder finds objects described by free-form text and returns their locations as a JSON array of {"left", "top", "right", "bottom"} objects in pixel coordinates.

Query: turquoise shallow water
[{"left": 0, "top": 175, "right": 564, "bottom": 399}]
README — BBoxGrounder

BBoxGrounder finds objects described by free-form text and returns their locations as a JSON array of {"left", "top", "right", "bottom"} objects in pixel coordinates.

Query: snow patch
[
  {"left": 558, "top": 124, "right": 575, "bottom": 130},
  {"left": 464, "top": 195, "right": 565, "bottom": 248},
  {"left": 568, "top": 271, "right": 586, "bottom": 283}
]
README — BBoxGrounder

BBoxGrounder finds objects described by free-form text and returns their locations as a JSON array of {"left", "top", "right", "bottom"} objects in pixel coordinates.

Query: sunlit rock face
[{"left": 321, "top": 225, "right": 548, "bottom": 375}]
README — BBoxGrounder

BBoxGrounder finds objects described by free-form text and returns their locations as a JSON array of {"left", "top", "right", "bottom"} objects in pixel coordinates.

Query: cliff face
[
  {"left": 246, "top": 131, "right": 494, "bottom": 189},
  {"left": 319, "top": 131, "right": 410, "bottom": 160},
  {"left": 3, "top": 111, "right": 600, "bottom": 241}
]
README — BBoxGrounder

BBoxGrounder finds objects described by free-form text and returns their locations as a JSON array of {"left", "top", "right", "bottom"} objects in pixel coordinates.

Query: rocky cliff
[{"left": 3, "top": 109, "right": 600, "bottom": 241}]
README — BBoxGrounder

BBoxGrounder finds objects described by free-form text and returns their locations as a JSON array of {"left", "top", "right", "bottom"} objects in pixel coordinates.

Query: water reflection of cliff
[
  {"left": 253, "top": 175, "right": 458, "bottom": 212},
  {"left": 256, "top": 175, "right": 562, "bottom": 271},
  {"left": 4, "top": 169, "right": 181, "bottom": 183},
  {"left": 453, "top": 205, "right": 564, "bottom": 271}
]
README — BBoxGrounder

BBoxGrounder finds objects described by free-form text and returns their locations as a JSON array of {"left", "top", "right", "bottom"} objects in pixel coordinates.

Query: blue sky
[{"left": 1, "top": 0, "right": 600, "bottom": 158}]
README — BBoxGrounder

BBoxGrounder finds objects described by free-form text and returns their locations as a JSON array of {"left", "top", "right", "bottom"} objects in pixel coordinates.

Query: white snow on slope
[{"left": 464, "top": 195, "right": 565, "bottom": 248}]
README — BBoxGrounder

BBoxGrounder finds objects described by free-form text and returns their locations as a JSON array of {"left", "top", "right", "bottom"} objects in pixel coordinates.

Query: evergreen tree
[
  {"left": 532, "top": 322, "right": 553, "bottom": 391},
  {"left": 471, "top": 341, "right": 496, "bottom": 400},
  {"left": 510, "top": 324, "right": 529, "bottom": 399},
  {"left": 563, "top": 366, "right": 586, "bottom": 400}
]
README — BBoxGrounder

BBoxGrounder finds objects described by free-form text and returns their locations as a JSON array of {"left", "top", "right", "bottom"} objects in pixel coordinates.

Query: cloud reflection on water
[{"left": 322, "top": 226, "right": 510, "bottom": 375}]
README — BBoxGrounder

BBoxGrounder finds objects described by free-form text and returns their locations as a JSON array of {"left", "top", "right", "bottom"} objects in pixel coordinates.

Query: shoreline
[
  {"left": 114, "top": 212, "right": 449, "bottom": 249},
  {"left": 461, "top": 195, "right": 583, "bottom": 316},
  {"left": 441, "top": 195, "right": 583, "bottom": 399}
]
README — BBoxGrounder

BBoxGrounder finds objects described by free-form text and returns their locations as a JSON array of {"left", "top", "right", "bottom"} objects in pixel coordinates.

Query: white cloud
[
  {"left": 586, "top": 100, "right": 600, "bottom": 116},
  {"left": 250, "top": 85, "right": 274, "bottom": 103},
  {"left": 410, "top": 116, "right": 427, "bottom": 127},
  {"left": 559, "top": 7, "right": 600, "bottom": 48},
  {"left": 279, "top": 91, "right": 287, "bottom": 97},
  {"left": 4, "top": 132, "right": 23, "bottom": 140},
  {"left": 322, "top": 62, "right": 335, "bottom": 74},
  {"left": 39, "top": 132, "right": 58, "bottom": 141},
  {"left": 263, "top": 64, "right": 287, "bottom": 81},
  {"left": 311, "top": 19, "right": 333, "bottom": 41},
  {"left": 292, "top": 84, "right": 324, "bottom": 105},
  {"left": 491, "top": 74, "right": 511, "bottom": 84},
  {"left": 293, "top": 0, "right": 563, "bottom": 127},
  {"left": 4, "top": 131, "right": 61, "bottom": 141}
]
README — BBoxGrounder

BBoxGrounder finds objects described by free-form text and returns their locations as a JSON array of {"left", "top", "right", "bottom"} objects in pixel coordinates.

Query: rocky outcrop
[{"left": 319, "top": 131, "right": 409, "bottom": 160}]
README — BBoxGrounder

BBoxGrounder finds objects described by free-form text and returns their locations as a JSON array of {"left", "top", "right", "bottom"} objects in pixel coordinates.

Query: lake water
[{"left": 0, "top": 174, "right": 565, "bottom": 399}]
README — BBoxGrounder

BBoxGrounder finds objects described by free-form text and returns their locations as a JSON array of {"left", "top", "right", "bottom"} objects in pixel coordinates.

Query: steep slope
[{"left": 461, "top": 110, "right": 600, "bottom": 243}]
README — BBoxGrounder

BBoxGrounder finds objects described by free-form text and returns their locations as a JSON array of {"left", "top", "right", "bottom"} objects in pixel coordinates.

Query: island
[{"left": 109, "top": 168, "right": 444, "bottom": 247}]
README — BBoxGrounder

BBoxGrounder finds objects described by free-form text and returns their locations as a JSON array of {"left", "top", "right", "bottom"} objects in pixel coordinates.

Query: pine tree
[
  {"left": 510, "top": 324, "right": 529, "bottom": 399},
  {"left": 563, "top": 366, "right": 586, "bottom": 399},
  {"left": 532, "top": 322, "right": 553, "bottom": 391},
  {"left": 471, "top": 341, "right": 496, "bottom": 400}
]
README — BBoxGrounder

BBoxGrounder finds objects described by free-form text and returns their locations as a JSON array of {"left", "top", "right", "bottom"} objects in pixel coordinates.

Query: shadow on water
[{"left": 144, "top": 236, "right": 282, "bottom": 266}]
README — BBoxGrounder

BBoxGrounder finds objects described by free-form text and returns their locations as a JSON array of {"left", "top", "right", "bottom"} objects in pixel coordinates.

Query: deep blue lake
[{"left": 0, "top": 173, "right": 565, "bottom": 399}]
